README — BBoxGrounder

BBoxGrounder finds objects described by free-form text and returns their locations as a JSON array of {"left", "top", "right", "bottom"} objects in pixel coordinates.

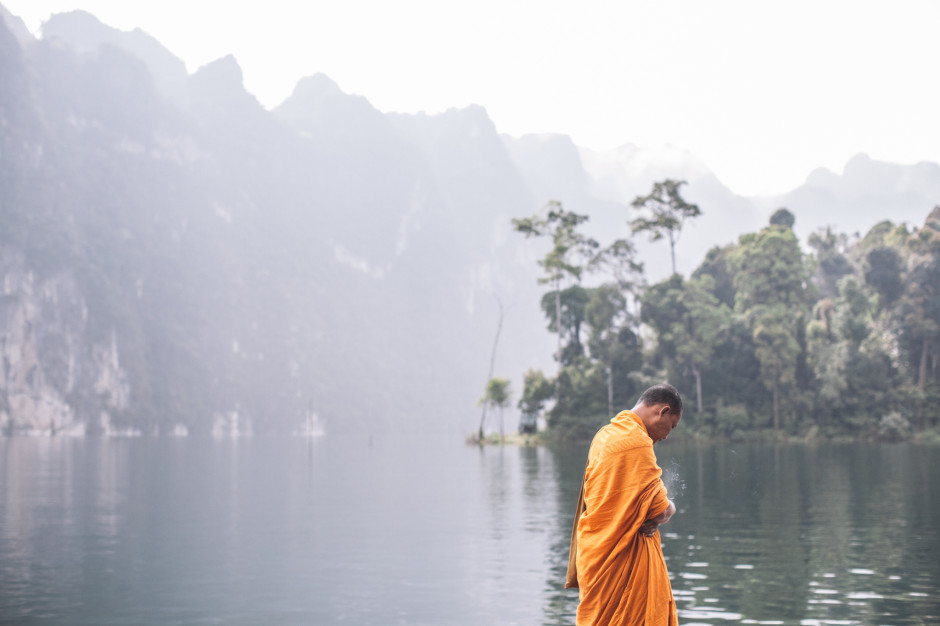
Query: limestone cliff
[{"left": 0, "top": 252, "right": 130, "bottom": 434}]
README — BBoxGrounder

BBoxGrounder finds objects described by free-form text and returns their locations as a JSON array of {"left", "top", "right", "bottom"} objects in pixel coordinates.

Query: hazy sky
[{"left": 5, "top": 0, "right": 939, "bottom": 196}]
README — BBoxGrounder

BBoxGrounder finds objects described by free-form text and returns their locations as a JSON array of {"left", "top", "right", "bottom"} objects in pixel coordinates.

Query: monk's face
[{"left": 649, "top": 405, "right": 681, "bottom": 443}]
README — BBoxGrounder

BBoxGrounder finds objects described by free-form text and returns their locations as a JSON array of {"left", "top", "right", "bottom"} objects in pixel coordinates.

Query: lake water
[{"left": 1, "top": 436, "right": 938, "bottom": 625}]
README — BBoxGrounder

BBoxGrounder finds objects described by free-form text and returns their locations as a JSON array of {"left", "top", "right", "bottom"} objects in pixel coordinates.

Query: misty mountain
[
  {"left": 41, "top": 10, "right": 188, "bottom": 100},
  {"left": 1, "top": 6, "right": 938, "bottom": 436},
  {"left": 769, "top": 153, "right": 940, "bottom": 243},
  {"left": 0, "top": 3, "right": 28, "bottom": 46},
  {"left": 0, "top": 8, "right": 551, "bottom": 436}
]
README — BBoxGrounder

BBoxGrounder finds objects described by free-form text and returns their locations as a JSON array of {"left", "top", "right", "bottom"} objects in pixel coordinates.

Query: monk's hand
[
  {"left": 639, "top": 520, "right": 659, "bottom": 537},
  {"left": 639, "top": 500, "right": 676, "bottom": 537}
]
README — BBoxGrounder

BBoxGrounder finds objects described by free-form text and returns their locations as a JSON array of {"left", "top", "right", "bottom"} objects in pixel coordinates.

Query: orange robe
[{"left": 568, "top": 410, "right": 677, "bottom": 626}]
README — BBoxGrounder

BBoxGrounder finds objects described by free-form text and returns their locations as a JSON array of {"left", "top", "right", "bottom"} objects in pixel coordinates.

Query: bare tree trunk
[
  {"left": 692, "top": 363, "right": 703, "bottom": 414},
  {"left": 668, "top": 232, "right": 677, "bottom": 276},
  {"left": 555, "top": 277, "right": 562, "bottom": 362},
  {"left": 773, "top": 383, "right": 779, "bottom": 433},
  {"left": 554, "top": 277, "right": 563, "bottom": 402},
  {"left": 499, "top": 406, "right": 504, "bottom": 442},
  {"left": 917, "top": 335, "right": 929, "bottom": 430},
  {"left": 606, "top": 366, "right": 613, "bottom": 417},
  {"left": 478, "top": 296, "right": 504, "bottom": 441},
  {"left": 918, "top": 335, "right": 928, "bottom": 392}
]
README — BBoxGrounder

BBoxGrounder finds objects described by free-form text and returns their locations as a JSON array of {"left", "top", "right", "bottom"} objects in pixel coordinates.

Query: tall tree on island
[
  {"left": 512, "top": 202, "right": 599, "bottom": 365},
  {"left": 477, "top": 296, "right": 504, "bottom": 441},
  {"left": 630, "top": 179, "right": 701, "bottom": 276}
]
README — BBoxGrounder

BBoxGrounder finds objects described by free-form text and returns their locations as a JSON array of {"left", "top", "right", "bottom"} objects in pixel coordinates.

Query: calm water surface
[{"left": 1, "top": 436, "right": 938, "bottom": 625}]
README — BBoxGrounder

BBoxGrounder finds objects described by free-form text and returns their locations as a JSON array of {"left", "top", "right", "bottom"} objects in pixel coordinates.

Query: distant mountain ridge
[{"left": 0, "top": 5, "right": 937, "bottom": 435}]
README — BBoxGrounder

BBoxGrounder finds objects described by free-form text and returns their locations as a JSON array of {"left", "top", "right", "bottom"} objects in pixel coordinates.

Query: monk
[{"left": 566, "top": 383, "right": 682, "bottom": 626}]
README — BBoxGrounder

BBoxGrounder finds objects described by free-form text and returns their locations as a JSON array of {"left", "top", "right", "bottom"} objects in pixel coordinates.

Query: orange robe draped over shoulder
[{"left": 567, "top": 410, "right": 677, "bottom": 626}]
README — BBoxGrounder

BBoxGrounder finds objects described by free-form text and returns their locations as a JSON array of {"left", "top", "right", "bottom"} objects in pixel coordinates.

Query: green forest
[{"left": 506, "top": 181, "right": 940, "bottom": 443}]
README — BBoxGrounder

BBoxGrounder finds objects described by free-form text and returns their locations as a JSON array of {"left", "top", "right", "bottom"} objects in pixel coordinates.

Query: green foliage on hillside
[{"left": 514, "top": 190, "right": 940, "bottom": 442}]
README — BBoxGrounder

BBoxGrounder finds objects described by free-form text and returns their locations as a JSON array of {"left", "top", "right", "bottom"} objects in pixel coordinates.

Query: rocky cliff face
[
  {"left": 0, "top": 252, "right": 130, "bottom": 434},
  {"left": 0, "top": 9, "right": 558, "bottom": 436}
]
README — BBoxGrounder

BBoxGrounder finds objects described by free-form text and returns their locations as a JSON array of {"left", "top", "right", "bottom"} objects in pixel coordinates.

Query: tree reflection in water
[{"left": 540, "top": 442, "right": 940, "bottom": 626}]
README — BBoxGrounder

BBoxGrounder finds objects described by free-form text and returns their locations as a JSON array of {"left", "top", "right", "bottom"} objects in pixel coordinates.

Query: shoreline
[{"left": 467, "top": 427, "right": 940, "bottom": 447}]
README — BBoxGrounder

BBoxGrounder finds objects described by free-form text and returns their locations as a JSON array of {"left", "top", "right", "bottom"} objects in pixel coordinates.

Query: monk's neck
[{"left": 613, "top": 410, "right": 648, "bottom": 435}]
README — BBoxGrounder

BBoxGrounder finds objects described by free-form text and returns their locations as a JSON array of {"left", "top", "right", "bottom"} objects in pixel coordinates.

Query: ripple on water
[
  {"left": 679, "top": 609, "right": 743, "bottom": 621},
  {"left": 848, "top": 568, "right": 875, "bottom": 575},
  {"left": 845, "top": 591, "right": 883, "bottom": 600}
]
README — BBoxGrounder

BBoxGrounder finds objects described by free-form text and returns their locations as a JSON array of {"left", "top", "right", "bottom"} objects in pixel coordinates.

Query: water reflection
[
  {"left": 540, "top": 443, "right": 585, "bottom": 625},
  {"left": 541, "top": 442, "right": 940, "bottom": 625},
  {"left": 1, "top": 438, "right": 938, "bottom": 625}
]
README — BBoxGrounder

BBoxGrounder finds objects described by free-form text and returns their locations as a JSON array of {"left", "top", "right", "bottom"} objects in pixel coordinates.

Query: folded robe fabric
[{"left": 566, "top": 410, "right": 677, "bottom": 626}]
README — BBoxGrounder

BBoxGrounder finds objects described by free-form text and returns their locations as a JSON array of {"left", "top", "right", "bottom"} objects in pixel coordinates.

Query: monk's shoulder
[
  {"left": 591, "top": 423, "right": 652, "bottom": 459},
  {"left": 610, "top": 419, "right": 653, "bottom": 451}
]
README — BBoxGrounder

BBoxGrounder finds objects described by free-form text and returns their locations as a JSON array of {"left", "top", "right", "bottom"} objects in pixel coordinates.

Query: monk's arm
[{"left": 639, "top": 499, "right": 675, "bottom": 537}]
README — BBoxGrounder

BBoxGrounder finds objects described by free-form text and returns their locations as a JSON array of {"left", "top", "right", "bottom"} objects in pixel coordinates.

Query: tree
[
  {"left": 730, "top": 225, "right": 808, "bottom": 312},
  {"left": 478, "top": 377, "right": 512, "bottom": 440},
  {"left": 806, "top": 274, "right": 903, "bottom": 433},
  {"left": 750, "top": 305, "right": 800, "bottom": 432},
  {"left": 513, "top": 201, "right": 599, "bottom": 364},
  {"left": 541, "top": 285, "right": 591, "bottom": 366},
  {"left": 518, "top": 369, "right": 553, "bottom": 433},
  {"left": 640, "top": 275, "right": 731, "bottom": 416},
  {"left": 693, "top": 245, "right": 736, "bottom": 309},
  {"left": 585, "top": 284, "right": 629, "bottom": 416},
  {"left": 864, "top": 246, "right": 904, "bottom": 308},
  {"left": 729, "top": 225, "right": 808, "bottom": 430},
  {"left": 808, "top": 227, "right": 854, "bottom": 299},
  {"left": 595, "top": 238, "right": 645, "bottom": 320},
  {"left": 630, "top": 179, "right": 701, "bottom": 275},
  {"left": 901, "top": 211, "right": 940, "bottom": 415},
  {"left": 597, "top": 239, "right": 644, "bottom": 292},
  {"left": 903, "top": 260, "right": 940, "bottom": 399},
  {"left": 477, "top": 296, "right": 504, "bottom": 441},
  {"left": 769, "top": 208, "right": 795, "bottom": 229}
]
